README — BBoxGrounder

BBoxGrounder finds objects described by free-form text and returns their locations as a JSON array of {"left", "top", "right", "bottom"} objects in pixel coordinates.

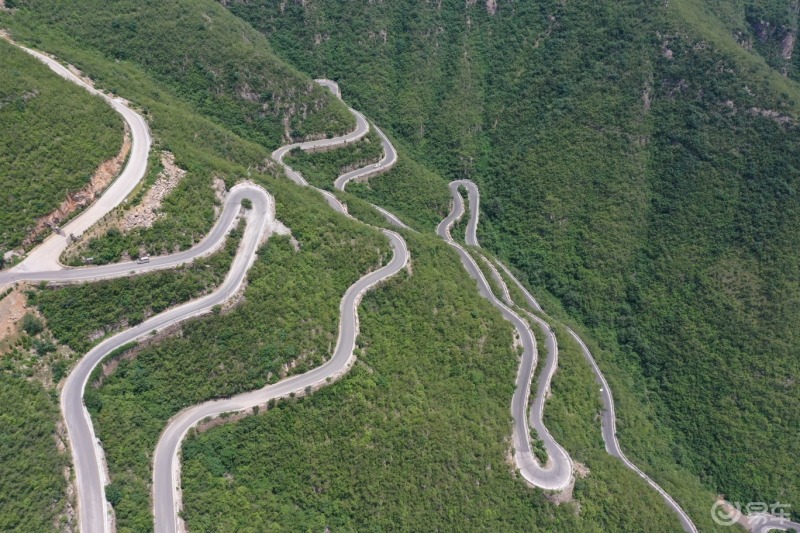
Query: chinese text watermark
[{"left": 711, "top": 500, "right": 793, "bottom": 527}]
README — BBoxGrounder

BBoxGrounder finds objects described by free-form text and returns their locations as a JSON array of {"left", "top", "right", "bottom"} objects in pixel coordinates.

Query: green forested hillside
[
  {"left": 178, "top": 127, "right": 730, "bottom": 532},
  {"left": 1, "top": 226, "right": 244, "bottom": 532},
  {"left": 2, "top": 0, "right": 355, "bottom": 264},
  {"left": 81, "top": 181, "right": 389, "bottom": 532},
  {"left": 226, "top": 0, "right": 800, "bottom": 511},
  {"left": 0, "top": 377, "right": 67, "bottom": 532},
  {"left": 180, "top": 232, "right": 694, "bottom": 533},
  {"left": 692, "top": 0, "right": 800, "bottom": 80},
  {"left": 9, "top": 0, "right": 354, "bottom": 147},
  {"left": 2, "top": 0, "right": 799, "bottom": 530},
  {"left": 0, "top": 38, "right": 121, "bottom": 254},
  {"left": 0, "top": 1, "right": 361, "bottom": 530}
]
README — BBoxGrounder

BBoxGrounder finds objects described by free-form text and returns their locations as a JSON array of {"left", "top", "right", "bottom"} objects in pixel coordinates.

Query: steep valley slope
[
  {"left": 226, "top": 0, "right": 800, "bottom": 511},
  {"left": 1, "top": 0, "right": 798, "bottom": 530}
]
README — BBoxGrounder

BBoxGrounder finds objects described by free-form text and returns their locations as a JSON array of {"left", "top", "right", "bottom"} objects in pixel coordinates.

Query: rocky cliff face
[
  {"left": 22, "top": 125, "right": 130, "bottom": 248},
  {"left": 744, "top": 0, "right": 799, "bottom": 76}
]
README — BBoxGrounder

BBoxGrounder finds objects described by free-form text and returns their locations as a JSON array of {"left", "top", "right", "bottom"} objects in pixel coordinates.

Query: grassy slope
[
  {"left": 227, "top": 0, "right": 800, "bottom": 511},
  {"left": 2, "top": 0, "right": 355, "bottom": 263},
  {"left": 10, "top": 0, "right": 354, "bottom": 147},
  {"left": 0, "top": 38, "right": 121, "bottom": 253},
  {"left": 82, "top": 181, "right": 389, "bottom": 532},
  {"left": 181, "top": 231, "right": 689, "bottom": 533},
  {"left": 685, "top": 0, "right": 800, "bottom": 84},
  {"left": 670, "top": 0, "right": 800, "bottom": 105},
  {"left": 179, "top": 138, "right": 727, "bottom": 532}
]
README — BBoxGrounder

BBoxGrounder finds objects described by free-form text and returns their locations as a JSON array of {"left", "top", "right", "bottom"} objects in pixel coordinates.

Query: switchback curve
[
  {"left": 152, "top": 79, "right": 409, "bottom": 533},
  {"left": 0, "top": 44, "right": 406, "bottom": 533},
  {"left": 445, "top": 179, "right": 699, "bottom": 533},
  {"left": 5, "top": 39, "right": 152, "bottom": 274},
  {"left": 12, "top": 38, "right": 787, "bottom": 533},
  {"left": 437, "top": 181, "right": 574, "bottom": 491},
  {"left": 59, "top": 184, "right": 274, "bottom": 533}
]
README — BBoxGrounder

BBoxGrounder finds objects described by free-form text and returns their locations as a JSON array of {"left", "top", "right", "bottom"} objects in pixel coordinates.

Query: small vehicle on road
[{"left": 137, "top": 255, "right": 150, "bottom": 264}]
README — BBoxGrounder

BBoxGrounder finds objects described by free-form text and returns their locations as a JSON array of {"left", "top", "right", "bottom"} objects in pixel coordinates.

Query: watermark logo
[
  {"left": 711, "top": 500, "right": 792, "bottom": 527},
  {"left": 711, "top": 500, "right": 739, "bottom": 527}
]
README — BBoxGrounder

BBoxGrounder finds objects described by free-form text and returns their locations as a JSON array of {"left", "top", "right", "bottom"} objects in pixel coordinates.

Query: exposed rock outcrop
[
  {"left": 121, "top": 152, "right": 187, "bottom": 231},
  {"left": 748, "top": 106, "right": 793, "bottom": 125},
  {"left": 22, "top": 126, "right": 131, "bottom": 249}
]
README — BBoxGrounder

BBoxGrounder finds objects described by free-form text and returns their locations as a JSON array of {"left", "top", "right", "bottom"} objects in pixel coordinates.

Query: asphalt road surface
[
  {"left": 334, "top": 124, "right": 398, "bottom": 190},
  {"left": 331, "top": 122, "right": 412, "bottom": 228},
  {"left": 274, "top": 80, "right": 409, "bottom": 230},
  {"left": 152, "top": 230, "right": 407, "bottom": 533},
  {"left": 748, "top": 513, "right": 800, "bottom": 532},
  {"left": 495, "top": 256, "right": 700, "bottom": 533},
  {"left": 8, "top": 42, "right": 791, "bottom": 533},
  {"left": 447, "top": 180, "right": 700, "bottom": 533},
  {"left": 0, "top": 66, "right": 274, "bottom": 530},
  {"left": 0, "top": 189, "right": 243, "bottom": 289},
  {"left": 61, "top": 184, "right": 274, "bottom": 533},
  {"left": 152, "top": 79, "right": 410, "bottom": 532},
  {"left": 9, "top": 41, "right": 152, "bottom": 274},
  {"left": 437, "top": 181, "right": 574, "bottom": 491}
]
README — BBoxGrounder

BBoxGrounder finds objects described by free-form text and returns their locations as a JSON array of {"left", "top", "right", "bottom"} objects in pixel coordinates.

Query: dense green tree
[
  {"left": 0, "top": 39, "right": 120, "bottom": 252},
  {"left": 20, "top": 313, "right": 43, "bottom": 336},
  {"left": 0, "top": 377, "right": 68, "bottom": 532},
  {"left": 226, "top": 0, "right": 800, "bottom": 510},
  {"left": 3, "top": 0, "right": 799, "bottom": 529}
]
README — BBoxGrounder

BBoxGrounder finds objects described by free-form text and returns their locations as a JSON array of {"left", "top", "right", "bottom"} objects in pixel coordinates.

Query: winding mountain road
[
  {"left": 59, "top": 185, "right": 274, "bottom": 533},
  {"left": 493, "top": 256, "right": 704, "bottom": 533},
  {"left": 11, "top": 38, "right": 795, "bottom": 533},
  {"left": 0, "top": 40, "right": 239, "bottom": 533},
  {"left": 272, "top": 82, "right": 408, "bottom": 230},
  {"left": 1, "top": 47, "right": 284, "bottom": 531},
  {"left": 152, "top": 230, "right": 407, "bottom": 533},
  {"left": 8, "top": 41, "right": 152, "bottom": 274},
  {"left": 271, "top": 81, "right": 368, "bottom": 194},
  {"left": 333, "top": 124, "right": 398, "bottom": 190},
  {"left": 3, "top": 45, "right": 407, "bottom": 533},
  {"left": 152, "top": 80, "right": 409, "bottom": 533},
  {"left": 445, "top": 180, "right": 700, "bottom": 533},
  {"left": 437, "top": 181, "right": 573, "bottom": 491}
]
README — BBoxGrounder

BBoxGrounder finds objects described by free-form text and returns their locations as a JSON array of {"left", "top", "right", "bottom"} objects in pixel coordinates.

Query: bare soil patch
[{"left": 0, "top": 287, "right": 27, "bottom": 350}]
